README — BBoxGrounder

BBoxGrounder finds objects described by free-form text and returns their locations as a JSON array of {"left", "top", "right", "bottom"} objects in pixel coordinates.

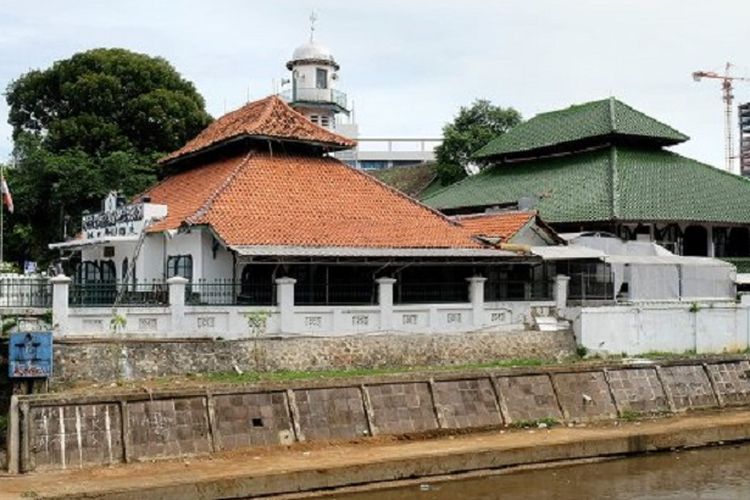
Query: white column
[
  {"left": 707, "top": 225, "right": 715, "bottom": 257},
  {"left": 376, "top": 277, "right": 397, "bottom": 331},
  {"left": 275, "top": 277, "right": 296, "bottom": 334},
  {"left": 51, "top": 275, "right": 71, "bottom": 336},
  {"left": 167, "top": 276, "right": 189, "bottom": 334},
  {"left": 466, "top": 277, "right": 487, "bottom": 328},
  {"left": 555, "top": 274, "right": 571, "bottom": 310}
]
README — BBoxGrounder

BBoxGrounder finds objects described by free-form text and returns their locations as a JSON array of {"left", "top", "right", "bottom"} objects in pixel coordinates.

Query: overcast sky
[{"left": 1, "top": 0, "right": 749, "bottom": 169}]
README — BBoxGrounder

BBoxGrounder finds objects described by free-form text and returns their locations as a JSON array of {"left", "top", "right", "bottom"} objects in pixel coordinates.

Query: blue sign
[{"left": 8, "top": 331, "right": 53, "bottom": 378}]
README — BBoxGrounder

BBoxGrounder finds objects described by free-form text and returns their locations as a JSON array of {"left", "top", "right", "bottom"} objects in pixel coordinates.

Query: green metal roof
[
  {"left": 423, "top": 146, "right": 750, "bottom": 225},
  {"left": 475, "top": 98, "right": 689, "bottom": 159}
]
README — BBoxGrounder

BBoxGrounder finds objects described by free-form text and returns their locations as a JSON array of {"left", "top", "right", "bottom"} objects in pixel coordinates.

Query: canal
[{"left": 329, "top": 443, "right": 750, "bottom": 499}]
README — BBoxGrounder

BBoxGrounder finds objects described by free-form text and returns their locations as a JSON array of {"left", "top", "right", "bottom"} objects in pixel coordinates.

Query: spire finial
[{"left": 309, "top": 11, "right": 318, "bottom": 42}]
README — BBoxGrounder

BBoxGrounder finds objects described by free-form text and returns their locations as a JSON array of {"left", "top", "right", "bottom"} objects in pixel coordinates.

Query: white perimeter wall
[
  {"left": 567, "top": 300, "right": 750, "bottom": 355},
  {"left": 62, "top": 301, "right": 555, "bottom": 340}
]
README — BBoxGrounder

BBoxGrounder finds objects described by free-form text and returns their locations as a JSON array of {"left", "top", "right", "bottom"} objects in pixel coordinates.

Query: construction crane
[{"left": 692, "top": 62, "right": 750, "bottom": 174}]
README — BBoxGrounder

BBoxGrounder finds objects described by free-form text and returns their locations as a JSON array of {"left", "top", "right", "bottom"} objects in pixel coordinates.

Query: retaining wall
[
  {"left": 51, "top": 330, "right": 576, "bottom": 386},
  {"left": 8, "top": 357, "right": 750, "bottom": 474}
]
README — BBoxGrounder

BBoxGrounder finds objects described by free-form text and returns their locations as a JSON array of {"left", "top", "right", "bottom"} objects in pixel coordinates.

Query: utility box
[{"left": 8, "top": 331, "right": 53, "bottom": 378}]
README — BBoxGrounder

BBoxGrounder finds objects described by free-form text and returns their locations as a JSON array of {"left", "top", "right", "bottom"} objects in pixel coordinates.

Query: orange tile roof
[
  {"left": 144, "top": 151, "right": 483, "bottom": 249},
  {"left": 160, "top": 95, "right": 356, "bottom": 164},
  {"left": 454, "top": 211, "right": 537, "bottom": 242}
]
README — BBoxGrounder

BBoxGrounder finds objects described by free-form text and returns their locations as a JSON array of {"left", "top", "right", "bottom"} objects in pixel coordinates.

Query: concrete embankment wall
[
  {"left": 51, "top": 330, "right": 576, "bottom": 386},
  {"left": 8, "top": 357, "right": 750, "bottom": 474}
]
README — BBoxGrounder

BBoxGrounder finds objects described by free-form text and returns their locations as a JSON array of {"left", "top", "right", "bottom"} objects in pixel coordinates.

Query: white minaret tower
[{"left": 284, "top": 12, "right": 349, "bottom": 130}]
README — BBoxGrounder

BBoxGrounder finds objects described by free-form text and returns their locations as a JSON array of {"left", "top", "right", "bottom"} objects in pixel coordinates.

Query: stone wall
[
  {"left": 9, "top": 357, "right": 750, "bottom": 473},
  {"left": 51, "top": 330, "right": 576, "bottom": 386}
]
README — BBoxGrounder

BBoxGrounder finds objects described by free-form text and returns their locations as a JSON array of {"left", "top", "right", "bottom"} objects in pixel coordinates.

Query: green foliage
[
  {"left": 2, "top": 317, "right": 17, "bottom": 337},
  {"left": 619, "top": 410, "right": 642, "bottom": 422},
  {"left": 4, "top": 48, "right": 212, "bottom": 265},
  {"left": 509, "top": 417, "right": 559, "bottom": 429},
  {"left": 109, "top": 313, "right": 127, "bottom": 334},
  {"left": 576, "top": 345, "right": 589, "bottom": 358},
  {"left": 435, "top": 99, "right": 521, "bottom": 185},
  {"left": 245, "top": 310, "right": 270, "bottom": 338}
]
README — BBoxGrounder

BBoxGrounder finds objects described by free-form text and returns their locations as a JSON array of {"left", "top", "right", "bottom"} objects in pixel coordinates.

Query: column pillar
[
  {"left": 167, "top": 276, "right": 189, "bottom": 334},
  {"left": 466, "top": 276, "right": 487, "bottom": 328},
  {"left": 51, "top": 275, "right": 71, "bottom": 336},
  {"left": 555, "top": 274, "right": 571, "bottom": 310},
  {"left": 376, "top": 277, "right": 397, "bottom": 331},
  {"left": 275, "top": 277, "right": 296, "bottom": 334}
]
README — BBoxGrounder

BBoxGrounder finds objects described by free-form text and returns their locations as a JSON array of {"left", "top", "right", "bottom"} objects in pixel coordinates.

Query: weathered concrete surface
[
  {"left": 14, "top": 357, "right": 750, "bottom": 474},
  {"left": 51, "top": 330, "right": 576, "bottom": 386},
  {"left": 3, "top": 410, "right": 750, "bottom": 499}
]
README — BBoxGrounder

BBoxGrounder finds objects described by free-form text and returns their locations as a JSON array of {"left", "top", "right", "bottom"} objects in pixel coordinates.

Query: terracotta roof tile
[
  {"left": 143, "top": 151, "right": 482, "bottom": 249},
  {"left": 454, "top": 211, "right": 536, "bottom": 242},
  {"left": 161, "top": 95, "right": 356, "bottom": 164}
]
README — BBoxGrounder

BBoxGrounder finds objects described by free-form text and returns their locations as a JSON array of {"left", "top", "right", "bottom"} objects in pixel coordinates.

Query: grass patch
[
  {"left": 619, "top": 410, "right": 642, "bottom": 422},
  {"left": 509, "top": 417, "right": 559, "bottom": 429},
  {"left": 196, "top": 358, "right": 547, "bottom": 385},
  {"left": 638, "top": 350, "right": 698, "bottom": 360}
]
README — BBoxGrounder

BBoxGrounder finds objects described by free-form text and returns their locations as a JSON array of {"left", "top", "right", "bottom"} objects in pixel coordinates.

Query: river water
[{"left": 331, "top": 443, "right": 750, "bottom": 499}]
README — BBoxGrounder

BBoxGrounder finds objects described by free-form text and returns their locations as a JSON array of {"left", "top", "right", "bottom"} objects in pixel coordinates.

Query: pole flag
[{"left": 1, "top": 176, "right": 13, "bottom": 214}]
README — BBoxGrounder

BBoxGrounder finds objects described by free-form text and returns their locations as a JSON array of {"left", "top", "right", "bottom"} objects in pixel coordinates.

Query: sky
[{"left": 1, "top": 0, "right": 749, "bottom": 169}]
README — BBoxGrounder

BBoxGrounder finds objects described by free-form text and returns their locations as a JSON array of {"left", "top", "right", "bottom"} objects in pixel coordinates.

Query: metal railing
[
  {"left": 568, "top": 272, "right": 615, "bottom": 303},
  {"left": 279, "top": 87, "right": 347, "bottom": 109},
  {"left": 0, "top": 278, "right": 52, "bottom": 308},
  {"left": 485, "top": 280, "right": 553, "bottom": 302},
  {"left": 295, "top": 283, "right": 377, "bottom": 306},
  {"left": 186, "top": 280, "right": 276, "bottom": 306},
  {"left": 395, "top": 282, "right": 469, "bottom": 304},
  {"left": 69, "top": 280, "right": 168, "bottom": 307}
]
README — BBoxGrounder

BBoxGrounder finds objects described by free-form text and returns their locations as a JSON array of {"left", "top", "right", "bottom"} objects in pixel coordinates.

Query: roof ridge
[
  {"left": 254, "top": 96, "right": 279, "bottom": 130},
  {"left": 610, "top": 145, "right": 619, "bottom": 219},
  {"left": 184, "top": 151, "right": 255, "bottom": 226},
  {"left": 612, "top": 99, "right": 688, "bottom": 141},
  {"left": 608, "top": 97, "right": 617, "bottom": 132}
]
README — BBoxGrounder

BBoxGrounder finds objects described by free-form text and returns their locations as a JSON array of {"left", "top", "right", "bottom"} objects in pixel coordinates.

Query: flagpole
[{"left": 1, "top": 163, "right": 4, "bottom": 266}]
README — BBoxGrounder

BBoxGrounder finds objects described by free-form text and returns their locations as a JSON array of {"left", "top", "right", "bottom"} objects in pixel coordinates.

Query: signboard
[{"left": 8, "top": 331, "right": 53, "bottom": 378}]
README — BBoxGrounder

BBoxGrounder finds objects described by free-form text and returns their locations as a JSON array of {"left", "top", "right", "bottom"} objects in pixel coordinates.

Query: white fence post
[
  {"left": 376, "top": 277, "right": 396, "bottom": 331},
  {"left": 51, "top": 275, "right": 71, "bottom": 336},
  {"left": 555, "top": 274, "right": 570, "bottom": 310},
  {"left": 167, "top": 276, "right": 189, "bottom": 334},
  {"left": 467, "top": 276, "right": 487, "bottom": 328},
  {"left": 276, "top": 277, "right": 296, "bottom": 334}
]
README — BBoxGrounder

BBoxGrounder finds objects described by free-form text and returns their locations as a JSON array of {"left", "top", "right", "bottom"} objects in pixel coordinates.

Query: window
[
  {"left": 100, "top": 260, "right": 116, "bottom": 283},
  {"left": 316, "top": 68, "right": 328, "bottom": 89},
  {"left": 320, "top": 116, "right": 330, "bottom": 128},
  {"left": 75, "top": 261, "right": 101, "bottom": 284},
  {"left": 167, "top": 255, "right": 193, "bottom": 281},
  {"left": 310, "top": 115, "right": 319, "bottom": 125}
]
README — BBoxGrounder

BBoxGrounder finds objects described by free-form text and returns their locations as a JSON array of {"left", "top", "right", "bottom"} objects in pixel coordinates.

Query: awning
[
  {"left": 530, "top": 245, "right": 606, "bottom": 261},
  {"left": 604, "top": 255, "right": 733, "bottom": 267},
  {"left": 231, "top": 245, "right": 524, "bottom": 258},
  {"left": 49, "top": 235, "right": 139, "bottom": 250}
]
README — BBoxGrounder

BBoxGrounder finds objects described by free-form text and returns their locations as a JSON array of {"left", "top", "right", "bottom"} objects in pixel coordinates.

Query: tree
[
  {"left": 7, "top": 48, "right": 212, "bottom": 156},
  {"left": 435, "top": 99, "right": 521, "bottom": 185},
  {"left": 4, "top": 48, "right": 212, "bottom": 264}
]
